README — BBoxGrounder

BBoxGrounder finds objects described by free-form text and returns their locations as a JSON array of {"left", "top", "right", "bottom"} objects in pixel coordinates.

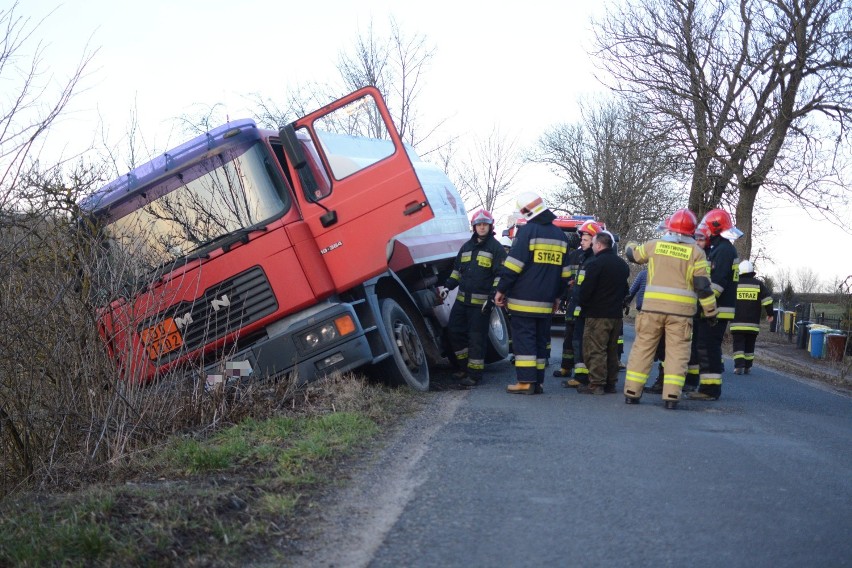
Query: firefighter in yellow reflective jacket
[
  {"left": 623, "top": 209, "right": 718, "bottom": 409},
  {"left": 495, "top": 191, "right": 570, "bottom": 395},
  {"left": 731, "top": 260, "right": 774, "bottom": 374}
]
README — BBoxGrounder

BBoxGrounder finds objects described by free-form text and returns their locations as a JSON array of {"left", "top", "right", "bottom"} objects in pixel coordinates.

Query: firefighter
[
  {"left": 731, "top": 260, "right": 774, "bottom": 374},
  {"left": 494, "top": 191, "right": 570, "bottom": 395},
  {"left": 684, "top": 222, "right": 712, "bottom": 392},
  {"left": 686, "top": 208, "right": 742, "bottom": 401},
  {"left": 623, "top": 209, "right": 717, "bottom": 409},
  {"left": 564, "top": 219, "right": 603, "bottom": 388},
  {"left": 440, "top": 208, "right": 506, "bottom": 387},
  {"left": 552, "top": 231, "right": 582, "bottom": 379}
]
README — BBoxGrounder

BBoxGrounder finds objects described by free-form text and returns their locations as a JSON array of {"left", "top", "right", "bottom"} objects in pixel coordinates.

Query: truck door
[{"left": 287, "top": 87, "right": 434, "bottom": 292}]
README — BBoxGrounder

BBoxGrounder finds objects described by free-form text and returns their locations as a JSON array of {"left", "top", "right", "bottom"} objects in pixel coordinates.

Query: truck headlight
[
  {"left": 297, "top": 315, "right": 356, "bottom": 353},
  {"left": 320, "top": 324, "right": 337, "bottom": 341},
  {"left": 304, "top": 332, "right": 320, "bottom": 348}
]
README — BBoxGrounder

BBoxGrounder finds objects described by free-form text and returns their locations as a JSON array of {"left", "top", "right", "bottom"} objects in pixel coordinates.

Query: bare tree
[
  {"left": 0, "top": 2, "right": 95, "bottom": 209},
  {"left": 452, "top": 126, "right": 523, "bottom": 213},
  {"left": 251, "top": 18, "right": 452, "bottom": 157},
  {"left": 594, "top": 0, "right": 852, "bottom": 258},
  {"left": 794, "top": 266, "right": 822, "bottom": 294},
  {"left": 527, "top": 97, "right": 683, "bottom": 243}
]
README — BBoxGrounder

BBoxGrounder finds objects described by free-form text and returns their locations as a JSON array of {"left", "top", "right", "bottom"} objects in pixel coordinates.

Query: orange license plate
[{"left": 140, "top": 317, "right": 184, "bottom": 360}]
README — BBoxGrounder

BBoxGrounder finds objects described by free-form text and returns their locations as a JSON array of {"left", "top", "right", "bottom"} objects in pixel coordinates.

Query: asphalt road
[{"left": 299, "top": 324, "right": 852, "bottom": 568}]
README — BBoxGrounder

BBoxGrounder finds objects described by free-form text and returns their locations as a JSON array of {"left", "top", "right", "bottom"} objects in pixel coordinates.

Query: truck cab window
[
  {"left": 105, "top": 142, "right": 290, "bottom": 272},
  {"left": 309, "top": 93, "right": 395, "bottom": 181}
]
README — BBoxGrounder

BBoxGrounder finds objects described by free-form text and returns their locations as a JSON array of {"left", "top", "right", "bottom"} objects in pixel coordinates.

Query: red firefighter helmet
[
  {"left": 700, "top": 208, "right": 742, "bottom": 239},
  {"left": 664, "top": 208, "right": 698, "bottom": 236},
  {"left": 470, "top": 208, "right": 494, "bottom": 227},
  {"left": 694, "top": 222, "right": 711, "bottom": 240},
  {"left": 577, "top": 220, "right": 603, "bottom": 236}
]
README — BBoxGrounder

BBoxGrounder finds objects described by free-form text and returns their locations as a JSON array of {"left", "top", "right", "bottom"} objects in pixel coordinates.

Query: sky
[{"left": 14, "top": 0, "right": 852, "bottom": 287}]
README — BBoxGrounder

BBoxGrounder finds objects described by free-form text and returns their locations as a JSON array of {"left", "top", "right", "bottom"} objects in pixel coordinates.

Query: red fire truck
[{"left": 81, "top": 87, "right": 509, "bottom": 391}]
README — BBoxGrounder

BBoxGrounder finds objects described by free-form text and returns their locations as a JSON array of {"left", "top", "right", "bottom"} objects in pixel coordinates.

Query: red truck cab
[{"left": 81, "top": 88, "right": 503, "bottom": 390}]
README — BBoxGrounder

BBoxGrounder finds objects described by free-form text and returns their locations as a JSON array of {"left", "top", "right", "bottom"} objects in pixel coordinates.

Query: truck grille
[{"left": 139, "top": 266, "right": 277, "bottom": 363}]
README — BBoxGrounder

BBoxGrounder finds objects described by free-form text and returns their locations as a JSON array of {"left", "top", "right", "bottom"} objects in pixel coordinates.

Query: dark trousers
[
  {"left": 732, "top": 331, "right": 758, "bottom": 370},
  {"left": 511, "top": 315, "right": 550, "bottom": 384},
  {"left": 448, "top": 302, "right": 490, "bottom": 380},
  {"left": 686, "top": 318, "right": 700, "bottom": 388},
  {"left": 696, "top": 318, "right": 729, "bottom": 397},
  {"left": 559, "top": 318, "right": 576, "bottom": 370},
  {"left": 572, "top": 316, "right": 588, "bottom": 380},
  {"left": 583, "top": 317, "right": 622, "bottom": 387}
]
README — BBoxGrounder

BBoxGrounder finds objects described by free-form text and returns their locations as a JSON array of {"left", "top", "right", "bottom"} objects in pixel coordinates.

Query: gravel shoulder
[{"left": 280, "top": 386, "right": 467, "bottom": 568}]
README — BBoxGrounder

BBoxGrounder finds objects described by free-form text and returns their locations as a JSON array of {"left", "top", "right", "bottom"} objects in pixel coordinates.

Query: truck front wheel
[{"left": 376, "top": 298, "right": 430, "bottom": 391}]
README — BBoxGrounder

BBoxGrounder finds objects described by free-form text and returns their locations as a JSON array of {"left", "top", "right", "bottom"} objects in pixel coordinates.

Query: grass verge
[{"left": 0, "top": 373, "right": 423, "bottom": 567}]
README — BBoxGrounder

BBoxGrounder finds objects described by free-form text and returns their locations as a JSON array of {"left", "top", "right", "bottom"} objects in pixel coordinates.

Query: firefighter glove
[
  {"left": 437, "top": 287, "right": 449, "bottom": 301},
  {"left": 481, "top": 296, "right": 494, "bottom": 314}
]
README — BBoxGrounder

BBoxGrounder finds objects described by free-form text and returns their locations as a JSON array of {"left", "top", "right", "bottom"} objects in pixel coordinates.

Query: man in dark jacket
[
  {"left": 576, "top": 231, "right": 630, "bottom": 394},
  {"left": 442, "top": 208, "right": 506, "bottom": 386}
]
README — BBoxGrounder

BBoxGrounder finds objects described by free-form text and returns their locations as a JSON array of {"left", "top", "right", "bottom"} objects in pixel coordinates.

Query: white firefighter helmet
[
  {"left": 498, "top": 235, "right": 513, "bottom": 249},
  {"left": 515, "top": 191, "right": 548, "bottom": 221},
  {"left": 739, "top": 260, "right": 754, "bottom": 275}
]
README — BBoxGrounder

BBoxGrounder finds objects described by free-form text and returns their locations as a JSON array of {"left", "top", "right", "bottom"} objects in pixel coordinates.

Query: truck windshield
[{"left": 105, "top": 142, "right": 289, "bottom": 271}]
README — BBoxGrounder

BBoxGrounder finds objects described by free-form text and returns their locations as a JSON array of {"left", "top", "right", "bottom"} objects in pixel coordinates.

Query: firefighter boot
[
  {"left": 506, "top": 382, "right": 538, "bottom": 395},
  {"left": 552, "top": 368, "right": 572, "bottom": 378},
  {"left": 643, "top": 364, "right": 664, "bottom": 393},
  {"left": 624, "top": 386, "right": 642, "bottom": 405},
  {"left": 459, "top": 375, "right": 480, "bottom": 387},
  {"left": 577, "top": 383, "right": 605, "bottom": 395},
  {"left": 685, "top": 390, "right": 719, "bottom": 401},
  {"left": 664, "top": 400, "right": 679, "bottom": 410}
]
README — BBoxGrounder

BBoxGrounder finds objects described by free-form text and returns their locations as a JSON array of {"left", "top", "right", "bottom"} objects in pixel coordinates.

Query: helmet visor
[{"left": 721, "top": 227, "right": 744, "bottom": 240}]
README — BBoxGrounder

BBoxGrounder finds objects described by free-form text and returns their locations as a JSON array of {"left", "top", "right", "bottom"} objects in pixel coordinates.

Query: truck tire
[
  {"left": 376, "top": 298, "right": 430, "bottom": 391},
  {"left": 486, "top": 306, "right": 511, "bottom": 363}
]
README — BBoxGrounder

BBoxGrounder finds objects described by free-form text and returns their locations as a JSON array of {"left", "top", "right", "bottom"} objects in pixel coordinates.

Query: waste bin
[
  {"left": 809, "top": 328, "right": 827, "bottom": 358},
  {"left": 825, "top": 333, "right": 847, "bottom": 362},
  {"left": 796, "top": 321, "right": 811, "bottom": 349},
  {"left": 783, "top": 311, "right": 795, "bottom": 333}
]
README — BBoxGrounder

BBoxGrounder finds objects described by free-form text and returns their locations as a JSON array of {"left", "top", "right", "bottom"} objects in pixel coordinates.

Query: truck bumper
[{"left": 203, "top": 303, "right": 373, "bottom": 385}]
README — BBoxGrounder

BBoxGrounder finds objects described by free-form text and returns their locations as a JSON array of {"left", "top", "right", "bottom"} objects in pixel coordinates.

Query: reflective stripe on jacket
[
  {"left": 707, "top": 236, "right": 739, "bottom": 319},
  {"left": 628, "top": 236, "right": 716, "bottom": 318},
  {"left": 731, "top": 275, "right": 774, "bottom": 332},
  {"left": 497, "top": 220, "right": 570, "bottom": 318},
  {"left": 445, "top": 233, "right": 507, "bottom": 306}
]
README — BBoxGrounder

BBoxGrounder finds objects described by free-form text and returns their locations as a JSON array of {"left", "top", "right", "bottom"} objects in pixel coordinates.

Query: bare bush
[{"left": 0, "top": 199, "right": 309, "bottom": 496}]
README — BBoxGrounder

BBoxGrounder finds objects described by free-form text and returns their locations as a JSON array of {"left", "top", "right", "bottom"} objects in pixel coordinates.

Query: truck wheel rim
[{"left": 393, "top": 321, "right": 424, "bottom": 369}]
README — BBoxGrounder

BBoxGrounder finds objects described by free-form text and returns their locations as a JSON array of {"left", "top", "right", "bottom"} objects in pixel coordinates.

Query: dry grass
[{"left": 0, "top": 372, "right": 423, "bottom": 566}]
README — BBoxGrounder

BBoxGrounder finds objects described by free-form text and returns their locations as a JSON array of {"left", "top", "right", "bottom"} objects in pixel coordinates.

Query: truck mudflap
[{"left": 201, "top": 302, "right": 372, "bottom": 387}]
